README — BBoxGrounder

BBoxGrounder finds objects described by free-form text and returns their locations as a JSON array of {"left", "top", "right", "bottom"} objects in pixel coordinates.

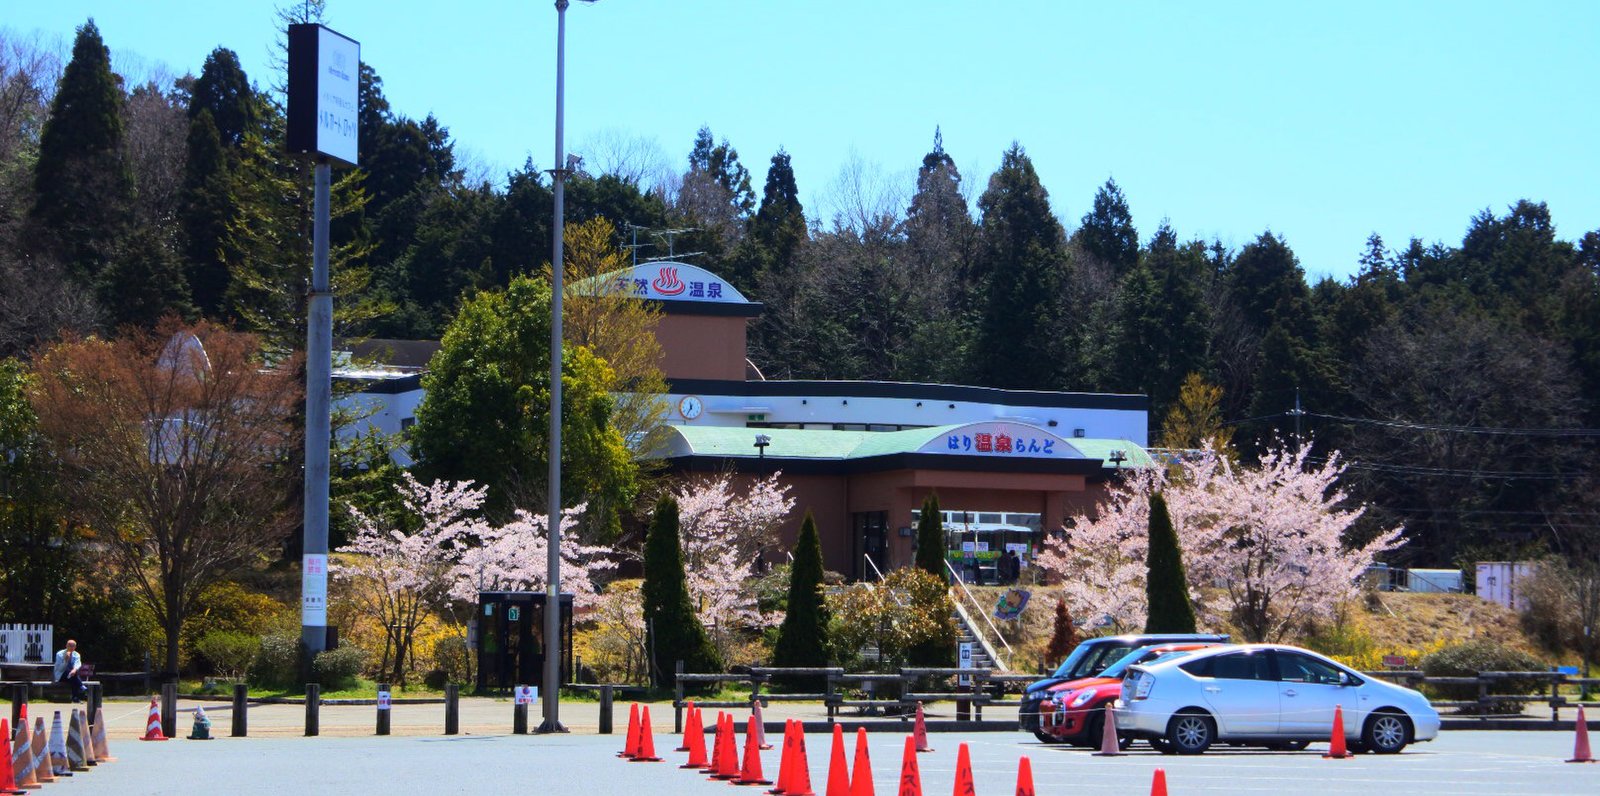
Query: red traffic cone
[
  {"left": 770, "top": 720, "right": 796, "bottom": 794},
  {"left": 895, "top": 735, "right": 921, "bottom": 796},
  {"left": 1323, "top": 706, "right": 1353, "bottom": 759},
  {"left": 1569, "top": 705, "right": 1595, "bottom": 763},
  {"left": 849, "top": 727, "right": 874, "bottom": 796},
  {"left": 1150, "top": 767, "right": 1169, "bottom": 796},
  {"left": 951, "top": 742, "right": 976, "bottom": 796},
  {"left": 704, "top": 712, "right": 728, "bottom": 774},
  {"left": 0, "top": 719, "right": 22, "bottom": 796},
  {"left": 619, "top": 703, "right": 640, "bottom": 758},
  {"left": 712, "top": 713, "right": 742, "bottom": 780},
  {"left": 1014, "top": 756, "right": 1035, "bottom": 796},
  {"left": 678, "top": 702, "right": 698, "bottom": 752},
  {"left": 140, "top": 698, "right": 168, "bottom": 741},
  {"left": 682, "top": 708, "right": 711, "bottom": 769},
  {"left": 825, "top": 724, "right": 850, "bottom": 796},
  {"left": 786, "top": 722, "right": 816, "bottom": 796},
  {"left": 913, "top": 702, "right": 933, "bottom": 753},
  {"left": 755, "top": 700, "right": 773, "bottom": 750},
  {"left": 736, "top": 715, "right": 773, "bottom": 785},
  {"left": 631, "top": 705, "right": 663, "bottom": 762},
  {"left": 1092, "top": 703, "right": 1121, "bottom": 756}
]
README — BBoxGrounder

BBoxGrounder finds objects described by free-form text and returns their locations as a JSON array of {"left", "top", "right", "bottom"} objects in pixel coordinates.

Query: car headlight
[
  {"left": 1051, "top": 689, "right": 1072, "bottom": 704},
  {"left": 1069, "top": 690, "right": 1095, "bottom": 709}
]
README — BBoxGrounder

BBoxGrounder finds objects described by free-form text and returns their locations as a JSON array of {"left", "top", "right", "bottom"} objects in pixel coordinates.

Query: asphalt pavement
[{"left": 54, "top": 719, "right": 1600, "bottom": 795}]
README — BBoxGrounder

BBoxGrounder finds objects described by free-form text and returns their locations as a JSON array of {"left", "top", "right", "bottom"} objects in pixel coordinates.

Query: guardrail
[
  {"left": 944, "top": 559, "right": 1013, "bottom": 670},
  {"left": 1361, "top": 669, "right": 1600, "bottom": 720}
]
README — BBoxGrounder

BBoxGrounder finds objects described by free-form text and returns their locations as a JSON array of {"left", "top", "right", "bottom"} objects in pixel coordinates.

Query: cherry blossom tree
[
  {"left": 673, "top": 472, "right": 796, "bottom": 654},
  {"left": 1036, "top": 442, "right": 1403, "bottom": 641},
  {"left": 449, "top": 503, "right": 616, "bottom": 609},
  {"left": 336, "top": 474, "right": 489, "bottom": 683}
]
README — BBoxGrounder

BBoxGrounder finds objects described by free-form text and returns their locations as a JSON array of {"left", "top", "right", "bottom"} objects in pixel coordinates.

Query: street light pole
[{"left": 538, "top": 0, "right": 576, "bottom": 734}]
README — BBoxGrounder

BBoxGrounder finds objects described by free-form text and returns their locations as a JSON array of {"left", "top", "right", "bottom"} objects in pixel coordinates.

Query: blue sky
[{"left": 7, "top": 1, "right": 1598, "bottom": 280}]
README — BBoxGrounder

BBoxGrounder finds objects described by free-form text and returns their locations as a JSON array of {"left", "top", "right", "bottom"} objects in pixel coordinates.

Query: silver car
[{"left": 1117, "top": 644, "right": 1441, "bottom": 754}]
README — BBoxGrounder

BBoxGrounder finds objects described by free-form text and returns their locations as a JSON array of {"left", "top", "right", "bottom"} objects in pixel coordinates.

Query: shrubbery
[
  {"left": 250, "top": 631, "right": 302, "bottom": 690},
  {"left": 195, "top": 631, "right": 260, "bottom": 681},
  {"left": 312, "top": 645, "right": 368, "bottom": 690},
  {"left": 1418, "top": 640, "right": 1546, "bottom": 714},
  {"left": 828, "top": 567, "right": 956, "bottom": 669}
]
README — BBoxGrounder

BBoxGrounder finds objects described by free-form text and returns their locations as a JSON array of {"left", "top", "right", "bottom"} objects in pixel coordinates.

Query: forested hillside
[{"left": 1, "top": 17, "right": 1596, "bottom": 571}]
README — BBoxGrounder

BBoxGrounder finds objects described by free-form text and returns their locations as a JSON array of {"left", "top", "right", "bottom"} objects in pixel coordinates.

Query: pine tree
[
  {"left": 179, "top": 109, "right": 234, "bottom": 317},
  {"left": 30, "top": 19, "right": 133, "bottom": 285},
  {"left": 96, "top": 226, "right": 193, "bottom": 327},
  {"left": 1044, "top": 599, "right": 1078, "bottom": 667},
  {"left": 1111, "top": 222, "right": 1208, "bottom": 415},
  {"left": 772, "top": 512, "right": 830, "bottom": 683},
  {"left": 971, "top": 143, "right": 1065, "bottom": 389},
  {"left": 1076, "top": 177, "right": 1139, "bottom": 275},
  {"left": 188, "top": 48, "right": 257, "bottom": 146},
  {"left": 1143, "top": 491, "right": 1197, "bottom": 633},
  {"left": 749, "top": 148, "right": 805, "bottom": 280},
  {"left": 641, "top": 494, "right": 721, "bottom": 685},
  {"left": 914, "top": 493, "right": 946, "bottom": 579},
  {"left": 901, "top": 127, "right": 974, "bottom": 384}
]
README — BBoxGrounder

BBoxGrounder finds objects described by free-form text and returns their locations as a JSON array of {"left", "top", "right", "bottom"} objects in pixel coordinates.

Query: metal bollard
[
  {"left": 376, "top": 683, "right": 391, "bottom": 736},
  {"left": 87, "top": 682, "right": 103, "bottom": 719},
  {"left": 444, "top": 684, "right": 459, "bottom": 736},
  {"left": 513, "top": 699, "right": 528, "bottom": 735},
  {"left": 10, "top": 683, "right": 25, "bottom": 730},
  {"left": 232, "top": 684, "right": 248, "bottom": 737},
  {"left": 598, "top": 685, "right": 613, "bottom": 735},
  {"left": 161, "top": 681, "right": 178, "bottom": 737},
  {"left": 305, "top": 683, "right": 320, "bottom": 736}
]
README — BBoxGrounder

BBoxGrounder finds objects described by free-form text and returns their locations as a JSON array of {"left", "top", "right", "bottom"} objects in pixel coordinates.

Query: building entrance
[
  {"left": 914, "top": 509, "right": 1041, "bottom": 585},
  {"left": 852, "top": 511, "right": 889, "bottom": 581}
]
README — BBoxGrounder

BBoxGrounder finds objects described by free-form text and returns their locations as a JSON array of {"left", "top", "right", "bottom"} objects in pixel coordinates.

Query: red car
[{"left": 1037, "top": 643, "right": 1218, "bottom": 747}]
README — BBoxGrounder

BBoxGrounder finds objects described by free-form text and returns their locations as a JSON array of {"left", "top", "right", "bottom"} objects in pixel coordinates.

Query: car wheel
[
  {"left": 1149, "top": 737, "right": 1174, "bottom": 754},
  {"left": 1265, "top": 740, "right": 1311, "bottom": 752},
  {"left": 1363, "top": 710, "right": 1411, "bottom": 754},
  {"left": 1166, "top": 710, "right": 1214, "bottom": 755}
]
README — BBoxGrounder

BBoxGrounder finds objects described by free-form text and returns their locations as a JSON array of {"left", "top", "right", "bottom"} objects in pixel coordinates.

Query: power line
[{"left": 1305, "top": 411, "right": 1600, "bottom": 438}]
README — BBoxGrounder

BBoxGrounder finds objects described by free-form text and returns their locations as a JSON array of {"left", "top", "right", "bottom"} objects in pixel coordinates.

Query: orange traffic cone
[
  {"left": 1092, "top": 703, "right": 1121, "bottom": 756},
  {"left": 678, "top": 702, "right": 698, "bottom": 752},
  {"left": 1014, "top": 756, "right": 1035, "bottom": 796},
  {"left": 0, "top": 719, "right": 22, "bottom": 796},
  {"left": 712, "top": 713, "right": 742, "bottom": 781},
  {"left": 755, "top": 700, "right": 773, "bottom": 750},
  {"left": 894, "top": 735, "right": 921, "bottom": 796},
  {"left": 1569, "top": 705, "right": 1595, "bottom": 763},
  {"left": 620, "top": 703, "right": 640, "bottom": 758},
  {"left": 770, "top": 720, "right": 796, "bottom": 794},
  {"left": 1323, "top": 706, "right": 1353, "bottom": 759},
  {"left": 8, "top": 720, "right": 38, "bottom": 791},
  {"left": 913, "top": 702, "right": 933, "bottom": 753},
  {"left": 786, "top": 722, "right": 816, "bottom": 796},
  {"left": 849, "top": 727, "right": 874, "bottom": 796},
  {"left": 140, "top": 698, "right": 167, "bottom": 741},
  {"left": 736, "top": 715, "right": 773, "bottom": 785},
  {"left": 1150, "top": 768, "right": 1169, "bottom": 796},
  {"left": 682, "top": 708, "right": 711, "bottom": 769},
  {"left": 704, "top": 713, "right": 728, "bottom": 774},
  {"left": 825, "top": 724, "right": 850, "bottom": 796},
  {"left": 632, "top": 705, "right": 663, "bottom": 762},
  {"left": 951, "top": 742, "right": 976, "bottom": 796},
  {"left": 27, "top": 719, "right": 50, "bottom": 786}
]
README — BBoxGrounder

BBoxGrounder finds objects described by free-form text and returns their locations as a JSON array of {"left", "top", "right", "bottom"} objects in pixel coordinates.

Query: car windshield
[
  {"left": 1053, "top": 643, "right": 1139, "bottom": 679},
  {"left": 1100, "top": 648, "right": 1194, "bottom": 679}
]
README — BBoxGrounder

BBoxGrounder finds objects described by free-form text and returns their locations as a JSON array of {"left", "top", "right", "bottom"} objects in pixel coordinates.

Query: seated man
[{"left": 53, "top": 639, "right": 86, "bottom": 703}]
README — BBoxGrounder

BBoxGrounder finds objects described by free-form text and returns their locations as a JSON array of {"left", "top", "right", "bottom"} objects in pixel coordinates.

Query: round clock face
[{"left": 678, "top": 395, "right": 703, "bottom": 420}]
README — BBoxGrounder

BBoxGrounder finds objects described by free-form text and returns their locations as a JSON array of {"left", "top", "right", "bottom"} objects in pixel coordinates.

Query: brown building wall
[{"left": 654, "top": 314, "right": 749, "bottom": 381}]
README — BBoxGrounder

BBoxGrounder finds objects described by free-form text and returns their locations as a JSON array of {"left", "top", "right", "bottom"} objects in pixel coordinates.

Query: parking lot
[{"left": 71, "top": 724, "right": 1596, "bottom": 795}]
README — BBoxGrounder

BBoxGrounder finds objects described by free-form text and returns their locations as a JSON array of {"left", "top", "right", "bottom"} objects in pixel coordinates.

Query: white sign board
[
  {"left": 958, "top": 642, "right": 974, "bottom": 686},
  {"left": 577, "top": 262, "right": 750, "bottom": 304},
  {"left": 514, "top": 685, "right": 537, "bottom": 705},
  {"left": 920, "top": 422, "right": 1081, "bottom": 459},
  {"left": 287, "top": 24, "right": 360, "bottom": 165},
  {"left": 301, "top": 554, "right": 328, "bottom": 626},
  {"left": 376, "top": 690, "right": 391, "bottom": 710}
]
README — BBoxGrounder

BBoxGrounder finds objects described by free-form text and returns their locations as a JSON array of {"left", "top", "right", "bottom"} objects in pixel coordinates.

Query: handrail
[
  {"left": 944, "top": 559, "right": 1013, "bottom": 669},
  {"left": 863, "top": 554, "right": 886, "bottom": 582}
]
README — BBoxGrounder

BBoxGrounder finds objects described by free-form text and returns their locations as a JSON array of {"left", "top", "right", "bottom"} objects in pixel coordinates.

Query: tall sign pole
[
  {"left": 287, "top": 23, "right": 360, "bottom": 665},
  {"left": 539, "top": 0, "right": 573, "bottom": 734}
]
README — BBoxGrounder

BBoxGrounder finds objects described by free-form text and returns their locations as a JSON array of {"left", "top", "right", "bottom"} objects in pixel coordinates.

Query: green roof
[{"left": 653, "top": 423, "right": 1151, "bottom": 469}]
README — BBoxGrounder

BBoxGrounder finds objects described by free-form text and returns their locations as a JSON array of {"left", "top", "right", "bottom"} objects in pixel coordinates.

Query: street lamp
[
  {"left": 754, "top": 434, "right": 772, "bottom": 459},
  {"left": 538, "top": 0, "right": 595, "bottom": 735}
]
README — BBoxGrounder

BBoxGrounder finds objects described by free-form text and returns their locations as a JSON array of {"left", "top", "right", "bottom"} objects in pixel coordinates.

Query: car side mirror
[{"left": 1338, "top": 671, "right": 1354, "bottom": 686}]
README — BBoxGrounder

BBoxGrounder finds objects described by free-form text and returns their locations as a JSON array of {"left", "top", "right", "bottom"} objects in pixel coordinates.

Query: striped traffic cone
[
  {"left": 47, "top": 713, "right": 69, "bottom": 778},
  {"left": 92, "top": 707, "right": 116, "bottom": 762},
  {"left": 140, "top": 698, "right": 168, "bottom": 741},
  {"left": 8, "top": 719, "right": 39, "bottom": 790},
  {"left": 26, "top": 720, "right": 49, "bottom": 785}
]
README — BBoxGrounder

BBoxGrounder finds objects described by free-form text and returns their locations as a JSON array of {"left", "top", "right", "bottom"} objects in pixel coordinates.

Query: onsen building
[{"left": 593, "top": 261, "right": 1155, "bottom": 584}]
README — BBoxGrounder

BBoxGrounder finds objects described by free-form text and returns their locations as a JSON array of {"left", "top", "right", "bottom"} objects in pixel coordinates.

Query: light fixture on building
[
  {"left": 1109, "top": 449, "right": 1127, "bottom": 469},
  {"left": 754, "top": 434, "right": 772, "bottom": 459}
]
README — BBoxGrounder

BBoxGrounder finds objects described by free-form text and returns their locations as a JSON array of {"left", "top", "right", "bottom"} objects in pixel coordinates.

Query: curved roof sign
[
  {"left": 575, "top": 261, "right": 750, "bottom": 304},
  {"left": 916, "top": 421, "right": 1083, "bottom": 459}
]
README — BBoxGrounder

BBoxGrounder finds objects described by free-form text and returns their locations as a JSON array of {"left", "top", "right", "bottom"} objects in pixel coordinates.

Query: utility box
[
  {"left": 0, "top": 624, "right": 52, "bottom": 663},
  {"left": 1406, "top": 569, "right": 1463, "bottom": 593},
  {"left": 473, "top": 592, "right": 573, "bottom": 694},
  {"left": 1475, "top": 561, "right": 1534, "bottom": 612}
]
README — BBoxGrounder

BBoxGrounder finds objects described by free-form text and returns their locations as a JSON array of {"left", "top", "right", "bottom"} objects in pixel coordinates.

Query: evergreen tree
[
  {"left": 30, "top": 19, "right": 133, "bottom": 285},
  {"left": 901, "top": 127, "right": 974, "bottom": 384},
  {"left": 772, "top": 512, "right": 830, "bottom": 679},
  {"left": 97, "top": 226, "right": 193, "bottom": 327},
  {"left": 1044, "top": 599, "right": 1078, "bottom": 666},
  {"left": 188, "top": 48, "right": 257, "bottom": 146},
  {"left": 642, "top": 494, "right": 721, "bottom": 685},
  {"left": 1143, "top": 491, "right": 1197, "bottom": 633},
  {"left": 749, "top": 148, "right": 805, "bottom": 280},
  {"left": 1111, "top": 222, "right": 1208, "bottom": 415},
  {"left": 914, "top": 492, "right": 946, "bottom": 579},
  {"left": 1075, "top": 177, "right": 1139, "bottom": 275},
  {"left": 971, "top": 143, "right": 1065, "bottom": 389},
  {"left": 179, "top": 109, "right": 234, "bottom": 317}
]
